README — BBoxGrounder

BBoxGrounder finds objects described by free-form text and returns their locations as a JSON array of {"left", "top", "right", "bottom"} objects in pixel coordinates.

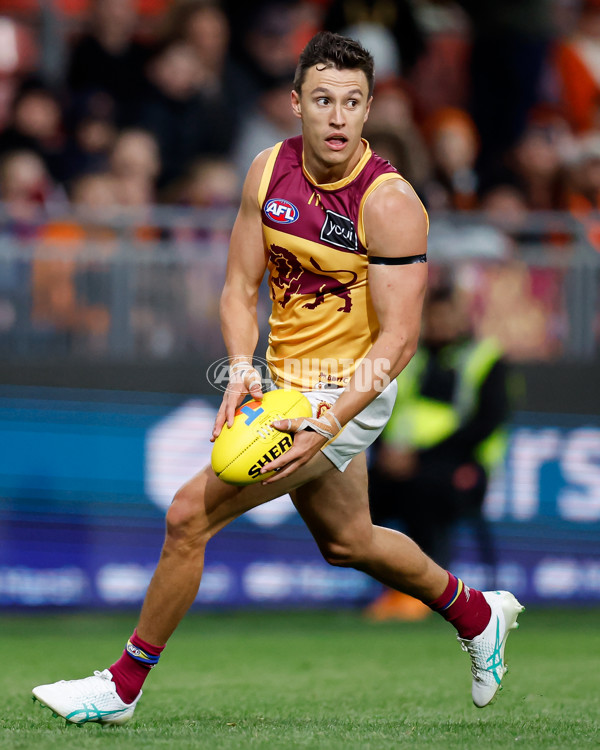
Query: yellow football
[{"left": 211, "top": 389, "right": 313, "bottom": 485}]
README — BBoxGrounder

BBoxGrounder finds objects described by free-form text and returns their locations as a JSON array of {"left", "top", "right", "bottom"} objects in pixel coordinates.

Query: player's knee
[{"left": 165, "top": 486, "right": 210, "bottom": 549}]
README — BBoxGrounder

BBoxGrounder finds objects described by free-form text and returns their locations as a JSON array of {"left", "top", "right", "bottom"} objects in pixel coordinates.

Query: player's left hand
[
  {"left": 211, "top": 358, "right": 263, "bottom": 441},
  {"left": 260, "top": 411, "right": 342, "bottom": 483}
]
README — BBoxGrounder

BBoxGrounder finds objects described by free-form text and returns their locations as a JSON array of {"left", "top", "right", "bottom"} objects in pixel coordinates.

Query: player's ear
[
  {"left": 364, "top": 95, "right": 373, "bottom": 123},
  {"left": 291, "top": 90, "right": 302, "bottom": 119}
]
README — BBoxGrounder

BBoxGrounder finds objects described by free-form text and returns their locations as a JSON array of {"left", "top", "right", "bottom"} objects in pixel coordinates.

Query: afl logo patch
[
  {"left": 264, "top": 198, "right": 299, "bottom": 224},
  {"left": 320, "top": 209, "right": 357, "bottom": 252}
]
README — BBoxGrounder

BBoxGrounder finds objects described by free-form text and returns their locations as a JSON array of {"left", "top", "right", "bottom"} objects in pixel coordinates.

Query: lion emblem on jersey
[{"left": 269, "top": 243, "right": 357, "bottom": 313}]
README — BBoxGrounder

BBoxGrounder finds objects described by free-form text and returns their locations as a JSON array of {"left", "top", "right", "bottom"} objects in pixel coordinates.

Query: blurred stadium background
[{"left": 0, "top": 0, "right": 599, "bottom": 616}]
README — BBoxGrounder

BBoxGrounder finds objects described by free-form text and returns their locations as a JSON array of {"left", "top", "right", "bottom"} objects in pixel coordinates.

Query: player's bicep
[
  {"left": 364, "top": 180, "right": 428, "bottom": 339},
  {"left": 363, "top": 179, "right": 428, "bottom": 261},
  {"left": 368, "top": 261, "right": 427, "bottom": 341}
]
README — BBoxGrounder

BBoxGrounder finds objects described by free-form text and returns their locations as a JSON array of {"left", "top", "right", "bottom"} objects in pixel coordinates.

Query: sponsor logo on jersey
[
  {"left": 320, "top": 210, "right": 358, "bottom": 252},
  {"left": 264, "top": 198, "right": 299, "bottom": 224}
]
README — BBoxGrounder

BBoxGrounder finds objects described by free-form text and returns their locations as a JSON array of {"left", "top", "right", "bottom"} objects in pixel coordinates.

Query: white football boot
[
  {"left": 32, "top": 669, "right": 141, "bottom": 725},
  {"left": 458, "top": 590, "right": 525, "bottom": 708}
]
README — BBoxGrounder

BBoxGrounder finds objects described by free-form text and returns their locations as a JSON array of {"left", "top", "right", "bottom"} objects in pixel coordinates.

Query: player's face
[{"left": 292, "top": 65, "right": 372, "bottom": 178}]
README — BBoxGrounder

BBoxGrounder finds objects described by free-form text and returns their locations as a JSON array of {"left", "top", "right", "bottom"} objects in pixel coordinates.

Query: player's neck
[{"left": 303, "top": 140, "right": 366, "bottom": 186}]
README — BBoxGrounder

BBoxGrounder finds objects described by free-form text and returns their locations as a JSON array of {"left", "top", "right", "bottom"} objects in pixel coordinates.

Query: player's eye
[
  {"left": 347, "top": 99, "right": 358, "bottom": 108},
  {"left": 316, "top": 97, "right": 329, "bottom": 106}
]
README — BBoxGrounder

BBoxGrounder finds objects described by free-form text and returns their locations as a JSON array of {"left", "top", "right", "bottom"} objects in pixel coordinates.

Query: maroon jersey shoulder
[
  {"left": 276, "top": 135, "right": 303, "bottom": 172},
  {"left": 264, "top": 137, "right": 304, "bottom": 200},
  {"left": 356, "top": 149, "right": 399, "bottom": 188}
]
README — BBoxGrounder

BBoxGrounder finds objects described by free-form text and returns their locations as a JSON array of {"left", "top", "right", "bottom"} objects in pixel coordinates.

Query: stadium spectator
[
  {"left": 432, "top": 0, "right": 554, "bottom": 189},
  {"left": 106, "top": 130, "right": 161, "bottom": 243},
  {"left": 0, "top": 150, "right": 49, "bottom": 339},
  {"left": 0, "top": 80, "right": 66, "bottom": 183},
  {"left": 567, "top": 133, "right": 600, "bottom": 211},
  {"left": 162, "top": 1, "right": 253, "bottom": 145},
  {"left": 232, "top": 75, "right": 300, "bottom": 180},
  {"left": 0, "top": 149, "right": 54, "bottom": 225},
  {"left": 168, "top": 1, "right": 254, "bottom": 114},
  {"left": 564, "top": 132, "right": 600, "bottom": 249},
  {"left": 334, "top": 21, "right": 400, "bottom": 83},
  {"left": 473, "top": 261, "right": 564, "bottom": 360},
  {"left": 508, "top": 121, "right": 568, "bottom": 210},
  {"left": 165, "top": 158, "right": 239, "bottom": 358},
  {"left": 422, "top": 107, "right": 479, "bottom": 211},
  {"left": 66, "top": 0, "right": 151, "bottom": 127},
  {"left": 555, "top": 0, "right": 600, "bottom": 133},
  {"left": 480, "top": 184, "right": 529, "bottom": 237},
  {"left": 30, "top": 172, "right": 118, "bottom": 352},
  {"left": 165, "top": 157, "right": 239, "bottom": 348},
  {"left": 237, "top": 2, "right": 299, "bottom": 91},
  {"left": 175, "top": 157, "right": 239, "bottom": 208},
  {"left": 166, "top": 157, "right": 239, "bottom": 252},
  {"left": 363, "top": 127, "right": 413, "bottom": 183},
  {"left": 62, "top": 92, "right": 118, "bottom": 184},
  {"left": 0, "top": 16, "right": 38, "bottom": 130},
  {"left": 139, "top": 40, "right": 234, "bottom": 188},
  {"left": 323, "top": 0, "right": 426, "bottom": 75},
  {"left": 109, "top": 128, "right": 160, "bottom": 194},
  {"left": 405, "top": 2, "right": 471, "bottom": 121},
  {"left": 363, "top": 81, "right": 431, "bottom": 190},
  {"left": 366, "top": 285, "right": 509, "bottom": 620},
  {"left": 35, "top": 166, "right": 160, "bottom": 341},
  {"left": 166, "top": 0, "right": 230, "bottom": 74}
]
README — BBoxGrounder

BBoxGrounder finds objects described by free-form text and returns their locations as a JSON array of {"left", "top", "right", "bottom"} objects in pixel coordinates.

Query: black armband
[{"left": 368, "top": 253, "right": 427, "bottom": 265}]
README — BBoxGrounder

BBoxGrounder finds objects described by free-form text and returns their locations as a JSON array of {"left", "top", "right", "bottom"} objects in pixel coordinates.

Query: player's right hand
[{"left": 211, "top": 358, "right": 263, "bottom": 441}]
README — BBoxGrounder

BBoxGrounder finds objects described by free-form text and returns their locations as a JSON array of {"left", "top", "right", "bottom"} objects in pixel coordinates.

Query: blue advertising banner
[{"left": 0, "top": 386, "right": 599, "bottom": 608}]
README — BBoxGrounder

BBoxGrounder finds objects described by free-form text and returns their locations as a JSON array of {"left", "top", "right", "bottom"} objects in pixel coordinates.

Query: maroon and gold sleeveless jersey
[{"left": 258, "top": 135, "right": 425, "bottom": 390}]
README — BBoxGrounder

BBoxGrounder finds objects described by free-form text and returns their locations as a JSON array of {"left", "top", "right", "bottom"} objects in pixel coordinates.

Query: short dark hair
[{"left": 294, "top": 31, "right": 375, "bottom": 98}]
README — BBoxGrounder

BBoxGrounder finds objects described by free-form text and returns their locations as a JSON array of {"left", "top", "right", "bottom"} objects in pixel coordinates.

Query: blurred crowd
[
  {"left": 3, "top": 0, "right": 600, "bottom": 216},
  {"left": 1, "top": 0, "right": 599, "bottom": 360}
]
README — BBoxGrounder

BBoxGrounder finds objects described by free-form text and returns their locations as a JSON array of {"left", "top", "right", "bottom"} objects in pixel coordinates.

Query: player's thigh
[
  {"left": 291, "top": 452, "right": 372, "bottom": 558},
  {"left": 168, "top": 450, "right": 335, "bottom": 540}
]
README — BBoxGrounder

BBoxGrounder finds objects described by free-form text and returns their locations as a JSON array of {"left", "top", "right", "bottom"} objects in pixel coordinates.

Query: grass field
[{"left": 1, "top": 608, "right": 599, "bottom": 749}]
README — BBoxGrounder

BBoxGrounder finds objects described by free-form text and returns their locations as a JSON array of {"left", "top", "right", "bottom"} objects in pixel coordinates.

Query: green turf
[{"left": 1, "top": 608, "right": 599, "bottom": 749}]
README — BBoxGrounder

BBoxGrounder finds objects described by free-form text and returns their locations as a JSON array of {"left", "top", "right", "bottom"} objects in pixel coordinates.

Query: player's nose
[{"left": 330, "top": 105, "right": 345, "bottom": 127}]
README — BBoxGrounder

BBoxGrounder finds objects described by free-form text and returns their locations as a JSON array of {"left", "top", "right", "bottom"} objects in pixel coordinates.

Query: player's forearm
[
  {"left": 220, "top": 286, "right": 260, "bottom": 360},
  {"left": 332, "top": 329, "right": 418, "bottom": 426}
]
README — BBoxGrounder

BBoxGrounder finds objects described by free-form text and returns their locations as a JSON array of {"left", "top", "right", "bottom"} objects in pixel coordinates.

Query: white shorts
[{"left": 302, "top": 381, "right": 398, "bottom": 472}]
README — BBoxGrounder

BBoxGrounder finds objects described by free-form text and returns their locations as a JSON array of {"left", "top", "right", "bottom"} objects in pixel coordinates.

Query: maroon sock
[
  {"left": 109, "top": 629, "right": 165, "bottom": 704},
  {"left": 428, "top": 572, "right": 491, "bottom": 640}
]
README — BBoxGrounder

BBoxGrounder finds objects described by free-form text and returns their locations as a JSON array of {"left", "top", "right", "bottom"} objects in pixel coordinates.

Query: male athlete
[{"left": 32, "top": 32, "right": 523, "bottom": 725}]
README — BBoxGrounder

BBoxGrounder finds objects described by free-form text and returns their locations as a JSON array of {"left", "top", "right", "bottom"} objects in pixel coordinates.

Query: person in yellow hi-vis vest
[{"left": 366, "top": 286, "right": 510, "bottom": 621}]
